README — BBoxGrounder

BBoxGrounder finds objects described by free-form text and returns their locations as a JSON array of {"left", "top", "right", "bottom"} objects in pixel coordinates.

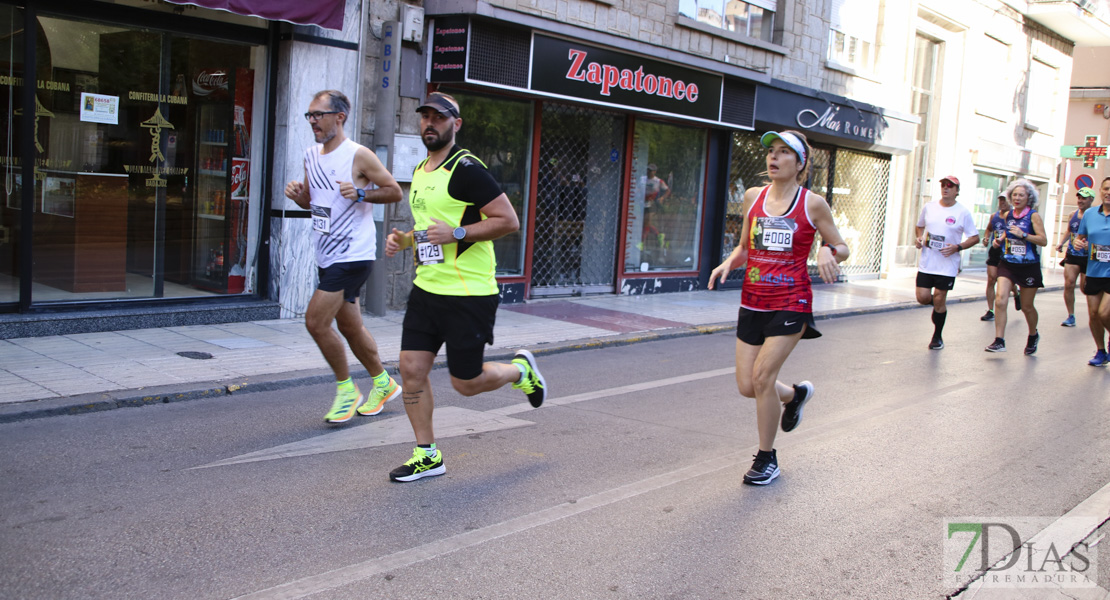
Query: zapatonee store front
[
  {"left": 717, "top": 83, "right": 917, "bottom": 288},
  {"left": 425, "top": 15, "right": 762, "bottom": 301},
  {"left": 0, "top": 0, "right": 298, "bottom": 336}
]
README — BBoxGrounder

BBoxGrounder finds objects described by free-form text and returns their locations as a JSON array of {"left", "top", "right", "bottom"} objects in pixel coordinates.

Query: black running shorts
[
  {"left": 401, "top": 285, "right": 498, "bottom": 380},
  {"left": 736, "top": 307, "right": 821, "bottom": 346},
  {"left": 1083, "top": 276, "right": 1110, "bottom": 297},
  {"left": 916, "top": 271, "right": 956, "bottom": 291},
  {"left": 997, "top": 260, "right": 1044, "bottom": 289},
  {"left": 317, "top": 260, "right": 373, "bottom": 303},
  {"left": 986, "top": 246, "right": 1002, "bottom": 267},
  {"left": 1064, "top": 253, "right": 1089, "bottom": 272}
]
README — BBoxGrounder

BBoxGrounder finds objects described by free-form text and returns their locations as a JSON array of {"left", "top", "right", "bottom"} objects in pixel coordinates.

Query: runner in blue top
[
  {"left": 1054, "top": 186, "right": 1094, "bottom": 327},
  {"left": 986, "top": 179, "right": 1048, "bottom": 355},
  {"left": 1075, "top": 177, "right": 1110, "bottom": 366},
  {"left": 980, "top": 193, "right": 1012, "bottom": 321}
]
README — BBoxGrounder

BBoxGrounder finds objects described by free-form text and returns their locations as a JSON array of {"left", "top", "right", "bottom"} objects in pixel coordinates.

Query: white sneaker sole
[{"left": 391, "top": 464, "right": 446, "bottom": 482}]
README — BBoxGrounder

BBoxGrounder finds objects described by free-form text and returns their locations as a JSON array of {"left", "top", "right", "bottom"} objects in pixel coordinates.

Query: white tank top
[{"left": 304, "top": 138, "right": 376, "bottom": 268}]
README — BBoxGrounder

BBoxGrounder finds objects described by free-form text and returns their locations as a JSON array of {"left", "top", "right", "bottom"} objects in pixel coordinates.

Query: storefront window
[
  {"left": 626, "top": 120, "right": 705, "bottom": 273},
  {"left": 445, "top": 90, "right": 531, "bottom": 276},
  {"left": 0, "top": 6, "right": 23, "bottom": 304},
  {"left": 9, "top": 14, "right": 264, "bottom": 304}
]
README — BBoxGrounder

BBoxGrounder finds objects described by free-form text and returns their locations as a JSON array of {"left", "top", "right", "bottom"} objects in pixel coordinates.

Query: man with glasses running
[
  {"left": 914, "top": 175, "right": 980, "bottom": 349},
  {"left": 284, "top": 90, "right": 404, "bottom": 423}
]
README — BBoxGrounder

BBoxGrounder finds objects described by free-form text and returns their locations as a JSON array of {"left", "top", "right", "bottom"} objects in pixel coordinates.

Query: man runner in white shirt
[
  {"left": 914, "top": 175, "right": 981, "bottom": 349},
  {"left": 283, "top": 90, "right": 404, "bottom": 423}
]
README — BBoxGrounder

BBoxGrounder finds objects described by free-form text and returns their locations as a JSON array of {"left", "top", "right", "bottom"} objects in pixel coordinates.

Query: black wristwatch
[
  {"left": 452, "top": 226, "right": 466, "bottom": 241},
  {"left": 355, "top": 188, "right": 365, "bottom": 202}
]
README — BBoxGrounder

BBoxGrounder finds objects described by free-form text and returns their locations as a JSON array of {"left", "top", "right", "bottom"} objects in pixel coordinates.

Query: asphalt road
[{"left": 3, "top": 294, "right": 1110, "bottom": 599}]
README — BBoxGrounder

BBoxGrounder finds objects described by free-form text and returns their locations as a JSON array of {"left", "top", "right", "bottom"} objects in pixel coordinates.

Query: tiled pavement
[{"left": 0, "top": 268, "right": 1066, "bottom": 420}]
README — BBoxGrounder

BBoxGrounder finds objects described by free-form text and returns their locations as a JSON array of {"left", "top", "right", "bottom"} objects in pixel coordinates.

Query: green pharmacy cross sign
[{"left": 1061, "top": 135, "right": 1108, "bottom": 168}]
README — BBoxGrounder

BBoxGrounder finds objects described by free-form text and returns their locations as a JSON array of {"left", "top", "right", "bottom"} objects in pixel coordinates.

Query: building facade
[{"left": 4, "top": 0, "right": 1108, "bottom": 337}]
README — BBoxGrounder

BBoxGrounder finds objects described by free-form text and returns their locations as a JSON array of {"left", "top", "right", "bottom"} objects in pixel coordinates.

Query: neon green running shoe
[
  {"left": 511, "top": 349, "right": 546, "bottom": 408},
  {"left": 324, "top": 385, "right": 362, "bottom": 423},
  {"left": 389, "top": 447, "right": 445, "bottom": 482},
  {"left": 357, "top": 377, "right": 401, "bottom": 416}
]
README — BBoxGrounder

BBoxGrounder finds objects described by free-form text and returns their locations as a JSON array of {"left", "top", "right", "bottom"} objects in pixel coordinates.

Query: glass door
[{"left": 15, "top": 12, "right": 264, "bottom": 304}]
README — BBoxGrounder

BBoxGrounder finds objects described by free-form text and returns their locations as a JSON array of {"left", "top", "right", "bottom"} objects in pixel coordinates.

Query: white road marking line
[
  {"left": 196, "top": 367, "right": 738, "bottom": 469},
  {"left": 490, "top": 366, "right": 736, "bottom": 417},
  {"left": 231, "top": 453, "right": 735, "bottom": 600}
]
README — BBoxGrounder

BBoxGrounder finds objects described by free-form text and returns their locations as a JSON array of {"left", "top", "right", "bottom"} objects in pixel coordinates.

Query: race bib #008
[
  {"left": 752, "top": 216, "right": 795, "bottom": 253},
  {"left": 413, "top": 230, "right": 444, "bottom": 266}
]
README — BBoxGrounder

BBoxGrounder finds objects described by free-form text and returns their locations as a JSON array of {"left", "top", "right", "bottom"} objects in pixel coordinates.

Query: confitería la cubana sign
[{"left": 530, "top": 34, "right": 723, "bottom": 123}]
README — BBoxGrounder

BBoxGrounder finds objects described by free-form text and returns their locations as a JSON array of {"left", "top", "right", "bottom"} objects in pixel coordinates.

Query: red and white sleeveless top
[{"left": 741, "top": 186, "right": 817, "bottom": 313}]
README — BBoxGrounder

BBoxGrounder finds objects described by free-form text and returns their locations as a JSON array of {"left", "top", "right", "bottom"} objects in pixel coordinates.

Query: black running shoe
[
  {"left": 928, "top": 338, "right": 944, "bottom": 350},
  {"left": 980, "top": 310, "right": 995, "bottom": 322},
  {"left": 389, "top": 447, "right": 445, "bottom": 482},
  {"left": 1024, "top": 332, "right": 1039, "bottom": 355},
  {"left": 743, "top": 450, "right": 779, "bottom": 485},
  {"left": 511, "top": 349, "right": 547, "bottom": 408},
  {"left": 781, "top": 381, "right": 813, "bottom": 432},
  {"left": 985, "top": 338, "right": 1006, "bottom": 353}
]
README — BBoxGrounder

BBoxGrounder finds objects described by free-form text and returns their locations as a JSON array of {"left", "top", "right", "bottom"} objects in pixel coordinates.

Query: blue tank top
[
  {"left": 1003, "top": 208, "right": 1039, "bottom": 264},
  {"left": 987, "top": 212, "right": 1007, "bottom": 248},
  {"left": 1067, "top": 210, "right": 1084, "bottom": 256}
]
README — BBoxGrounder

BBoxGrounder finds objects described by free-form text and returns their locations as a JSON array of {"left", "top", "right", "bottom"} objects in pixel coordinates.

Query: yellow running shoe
[
  {"left": 324, "top": 385, "right": 362, "bottom": 423},
  {"left": 357, "top": 377, "right": 401, "bottom": 416}
]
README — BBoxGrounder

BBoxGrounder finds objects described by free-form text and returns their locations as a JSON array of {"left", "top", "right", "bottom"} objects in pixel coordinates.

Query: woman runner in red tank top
[{"left": 709, "top": 130, "right": 850, "bottom": 486}]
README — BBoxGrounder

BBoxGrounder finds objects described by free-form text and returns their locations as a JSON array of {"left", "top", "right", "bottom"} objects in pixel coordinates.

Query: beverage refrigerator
[{"left": 191, "top": 67, "right": 251, "bottom": 294}]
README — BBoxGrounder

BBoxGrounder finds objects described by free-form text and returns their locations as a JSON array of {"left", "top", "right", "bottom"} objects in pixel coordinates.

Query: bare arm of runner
[
  {"left": 808, "top": 191, "right": 850, "bottom": 284},
  {"left": 425, "top": 194, "right": 520, "bottom": 245}
]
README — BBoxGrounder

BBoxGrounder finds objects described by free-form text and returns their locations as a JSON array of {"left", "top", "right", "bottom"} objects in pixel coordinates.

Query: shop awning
[{"left": 166, "top": 0, "right": 345, "bottom": 31}]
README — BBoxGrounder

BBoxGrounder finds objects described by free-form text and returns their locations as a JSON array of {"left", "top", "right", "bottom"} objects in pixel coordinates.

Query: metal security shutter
[{"left": 468, "top": 21, "right": 530, "bottom": 88}]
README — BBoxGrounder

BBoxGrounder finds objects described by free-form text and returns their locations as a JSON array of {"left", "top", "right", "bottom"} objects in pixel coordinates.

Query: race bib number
[
  {"left": 1008, "top": 239, "right": 1027, "bottom": 256},
  {"left": 926, "top": 233, "right": 946, "bottom": 251},
  {"left": 310, "top": 205, "right": 331, "bottom": 234},
  {"left": 753, "top": 216, "right": 795, "bottom": 252},
  {"left": 413, "top": 230, "right": 444, "bottom": 266},
  {"left": 1093, "top": 244, "right": 1110, "bottom": 263}
]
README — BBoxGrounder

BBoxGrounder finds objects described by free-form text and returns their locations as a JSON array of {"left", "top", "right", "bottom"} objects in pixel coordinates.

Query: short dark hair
[{"left": 313, "top": 90, "right": 350, "bottom": 117}]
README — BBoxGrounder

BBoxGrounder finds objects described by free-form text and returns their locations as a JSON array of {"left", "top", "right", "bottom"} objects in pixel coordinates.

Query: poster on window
[
  {"left": 79, "top": 93, "right": 119, "bottom": 125},
  {"left": 42, "top": 177, "right": 76, "bottom": 218}
]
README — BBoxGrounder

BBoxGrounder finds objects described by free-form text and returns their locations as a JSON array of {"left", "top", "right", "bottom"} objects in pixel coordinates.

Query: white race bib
[
  {"left": 310, "top": 205, "right": 331, "bottom": 234},
  {"left": 754, "top": 216, "right": 795, "bottom": 252},
  {"left": 926, "top": 233, "right": 946, "bottom": 251},
  {"left": 1093, "top": 244, "right": 1110, "bottom": 263},
  {"left": 1009, "top": 241, "right": 1027, "bottom": 256},
  {"left": 413, "top": 230, "right": 444, "bottom": 266}
]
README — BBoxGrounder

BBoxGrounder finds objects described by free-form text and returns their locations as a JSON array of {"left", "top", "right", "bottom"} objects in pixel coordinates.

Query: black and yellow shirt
[{"left": 410, "top": 145, "right": 503, "bottom": 296}]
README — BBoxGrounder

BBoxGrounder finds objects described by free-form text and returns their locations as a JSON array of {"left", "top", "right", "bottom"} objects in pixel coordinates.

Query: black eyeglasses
[{"left": 304, "top": 111, "right": 339, "bottom": 122}]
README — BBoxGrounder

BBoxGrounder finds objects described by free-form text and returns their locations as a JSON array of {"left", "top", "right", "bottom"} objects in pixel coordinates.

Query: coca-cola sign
[
  {"left": 193, "top": 70, "right": 229, "bottom": 97},
  {"left": 231, "top": 158, "right": 249, "bottom": 199}
]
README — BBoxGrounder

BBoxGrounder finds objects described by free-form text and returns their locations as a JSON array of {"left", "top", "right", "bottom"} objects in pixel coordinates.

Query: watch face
[{"left": 453, "top": 227, "right": 465, "bottom": 240}]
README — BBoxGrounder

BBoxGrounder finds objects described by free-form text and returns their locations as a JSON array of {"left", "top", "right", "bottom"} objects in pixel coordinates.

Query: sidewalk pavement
[{"left": 0, "top": 268, "right": 1067, "bottom": 422}]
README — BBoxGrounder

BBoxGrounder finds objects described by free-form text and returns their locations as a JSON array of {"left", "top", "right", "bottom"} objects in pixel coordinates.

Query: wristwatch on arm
[
  {"left": 452, "top": 226, "right": 466, "bottom": 241},
  {"left": 356, "top": 188, "right": 366, "bottom": 202}
]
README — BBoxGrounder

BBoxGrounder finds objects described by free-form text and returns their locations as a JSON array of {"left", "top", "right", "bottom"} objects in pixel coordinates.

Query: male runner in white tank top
[{"left": 284, "top": 90, "right": 404, "bottom": 423}]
